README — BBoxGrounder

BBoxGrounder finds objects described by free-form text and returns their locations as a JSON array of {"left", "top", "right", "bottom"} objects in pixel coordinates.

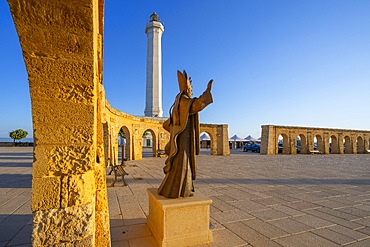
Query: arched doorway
[
  {"left": 297, "top": 134, "right": 307, "bottom": 154},
  {"left": 142, "top": 129, "right": 156, "bottom": 158},
  {"left": 118, "top": 126, "right": 130, "bottom": 162},
  {"left": 278, "top": 133, "right": 289, "bottom": 154},
  {"left": 357, "top": 136, "right": 364, "bottom": 154},
  {"left": 200, "top": 132, "right": 212, "bottom": 155}
]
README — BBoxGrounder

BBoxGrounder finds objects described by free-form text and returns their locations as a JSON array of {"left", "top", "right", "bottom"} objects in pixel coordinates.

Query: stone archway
[
  {"left": 7, "top": 0, "right": 110, "bottom": 245},
  {"left": 298, "top": 134, "right": 307, "bottom": 154},
  {"left": 200, "top": 131, "right": 213, "bottom": 155},
  {"left": 142, "top": 129, "right": 157, "bottom": 158},
  {"left": 118, "top": 126, "right": 130, "bottom": 161},
  {"left": 278, "top": 133, "right": 289, "bottom": 154}
]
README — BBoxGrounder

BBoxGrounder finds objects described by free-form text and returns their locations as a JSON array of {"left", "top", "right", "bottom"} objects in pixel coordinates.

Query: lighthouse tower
[{"left": 144, "top": 12, "right": 164, "bottom": 117}]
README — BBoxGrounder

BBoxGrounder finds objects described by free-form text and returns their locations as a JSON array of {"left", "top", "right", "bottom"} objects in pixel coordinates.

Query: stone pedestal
[{"left": 147, "top": 188, "right": 213, "bottom": 247}]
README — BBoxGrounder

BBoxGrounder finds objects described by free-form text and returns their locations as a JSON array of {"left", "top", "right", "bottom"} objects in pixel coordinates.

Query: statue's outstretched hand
[{"left": 207, "top": 79, "right": 214, "bottom": 91}]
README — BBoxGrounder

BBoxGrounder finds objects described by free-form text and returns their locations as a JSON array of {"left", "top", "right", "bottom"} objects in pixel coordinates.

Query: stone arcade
[{"left": 6, "top": 0, "right": 229, "bottom": 246}]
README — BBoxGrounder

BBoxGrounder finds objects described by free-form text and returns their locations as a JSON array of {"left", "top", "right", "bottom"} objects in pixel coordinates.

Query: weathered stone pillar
[
  {"left": 133, "top": 125, "right": 143, "bottom": 160},
  {"left": 307, "top": 132, "right": 314, "bottom": 152},
  {"left": 323, "top": 132, "right": 330, "bottom": 154},
  {"left": 351, "top": 134, "right": 357, "bottom": 154},
  {"left": 364, "top": 135, "right": 369, "bottom": 152},
  {"left": 289, "top": 132, "right": 297, "bottom": 155},
  {"left": 7, "top": 0, "right": 110, "bottom": 245},
  {"left": 261, "top": 125, "right": 275, "bottom": 155},
  {"left": 338, "top": 133, "right": 344, "bottom": 154},
  {"left": 216, "top": 125, "right": 230, "bottom": 155}
]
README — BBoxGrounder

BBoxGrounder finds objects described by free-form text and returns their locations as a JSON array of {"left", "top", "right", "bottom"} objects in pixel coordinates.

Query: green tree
[{"left": 9, "top": 129, "right": 28, "bottom": 146}]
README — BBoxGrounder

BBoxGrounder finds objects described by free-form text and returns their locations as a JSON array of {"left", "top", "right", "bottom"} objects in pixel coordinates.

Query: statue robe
[{"left": 158, "top": 89, "right": 213, "bottom": 198}]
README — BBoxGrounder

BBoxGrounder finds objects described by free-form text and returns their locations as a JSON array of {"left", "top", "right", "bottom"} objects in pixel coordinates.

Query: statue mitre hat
[{"left": 177, "top": 70, "right": 191, "bottom": 92}]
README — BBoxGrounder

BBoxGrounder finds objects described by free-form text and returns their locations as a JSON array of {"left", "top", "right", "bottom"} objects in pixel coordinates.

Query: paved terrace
[{"left": 1, "top": 147, "right": 370, "bottom": 247}]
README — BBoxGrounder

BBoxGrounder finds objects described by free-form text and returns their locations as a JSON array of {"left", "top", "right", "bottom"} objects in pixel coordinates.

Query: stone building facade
[
  {"left": 261, "top": 125, "right": 370, "bottom": 155},
  {"left": 6, "top": 0, "right": 229, "bottom": 245}
]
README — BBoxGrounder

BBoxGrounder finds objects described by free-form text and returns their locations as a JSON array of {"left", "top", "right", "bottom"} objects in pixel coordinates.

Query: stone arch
[
  {"left": 298, "top": 134, "right": 307, "bottom": 154},
  {"left": 118, "top": 126, "right": 131, "bottom": 161},
  {"left": 344, "top": 135, "right": 351, "bottom": 154},
  {"left": 278, "top": 133, "right": 289, "bottom": 154},
  {"left": 200, "top": 131, "right": 214, "bottom": 155},
  {"left": 330, "top": 135, "right": 339, "bottom": 154},
  {"left": 7, "top": 0, "right": 110, "bottom": 245},
  {"left": 142, "top": 128, "right": 157, "bottom": 157},
  {"left": 357, "top": 136, "right": 365, "bottom": 154}
]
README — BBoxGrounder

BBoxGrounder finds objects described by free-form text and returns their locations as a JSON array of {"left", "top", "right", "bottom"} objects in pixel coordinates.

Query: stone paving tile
[
  {"left": 317, "top": 207, "right": 360, "bottom": 221},
  {"left": 312, "top": 228, "right": 357, "bottom": 245},
  {"left": 249, "top": 208, "right": 290, "bottom": 222},
  {"left": 353, "top": 217, "right": 370, "bottom": 227},
  {"left": 268, "top": 218, "right": 314, "bottom": 234},
  {"left": 346, "top": 238, "right": 370, "bottom": 247},
  {"left": 293, "top": 214, "right": 336, "bottom": 229},
  {"left": 252, "top": 196, "right": 287, "bottom": 206},
  {"left": 356, "top": 226, "right": 370, "bottom": 235},
  {"left": 241, "top": 218, "right": 290, "bottom": 239},
  {"left": 224, "top": 221, "right": 281, "bottom": 247},
  {"left": 111, "top": 239, "right": 130, "bottom": 247},
  {"left": 336, "top": 206, "right": 370, "bottom": 219},
  {"left": 210, "top": 196, "right": 238, "bottom": 212},
  {"left": 274, "top": 232, "right": 339, "bottom": 247},
  {"left": 314, "top": 199, "right": 355, "bottom": 209},
  {"left": 328, "top": 225, "right": 369, "bottom": 241},
  {"left": 208, "top": 228, "right": 247, "bottom": 247},
  {"left": 212, "top": 209, "right": 254, "bottom": 224},
  {"left": 284, "top": 200, "right": 322, "bottom": 211},
  {"left": 228, "top": 199, "right": 268, "bottom": 212},
  {"left": 6, "top": 222, "right": 32, "bottom": 246},
  {"left": 307, "top": 209, "right": 364, "bottom": 230},
  {"left": 269, "top": 204, "right": 306, "bottom": 217},
  {"left": 110, "top": 223, "right": 152, "bottom": 242},
  {"left": 128, "top": 235, "right": 157, "bottom": 247}
]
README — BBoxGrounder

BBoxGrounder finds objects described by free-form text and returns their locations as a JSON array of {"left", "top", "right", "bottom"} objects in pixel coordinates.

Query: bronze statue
[{"left": 158, "top": 70, "right": 213, "bottom": 198}]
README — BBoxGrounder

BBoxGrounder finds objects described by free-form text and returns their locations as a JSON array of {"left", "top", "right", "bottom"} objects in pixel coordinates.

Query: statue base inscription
[{"left": 147, "top": 188, "right": 213, "bottom": 247}]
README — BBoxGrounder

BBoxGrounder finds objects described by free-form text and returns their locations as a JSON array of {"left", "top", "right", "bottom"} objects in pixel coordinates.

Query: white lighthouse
[{"left": 144, "top": 12, "right": 164, "bottom": 117}]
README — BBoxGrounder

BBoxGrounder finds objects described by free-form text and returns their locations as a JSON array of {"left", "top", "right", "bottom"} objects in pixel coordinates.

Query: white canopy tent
[{"left": 229, "top": 134, "right": 245, "bottom": 149}]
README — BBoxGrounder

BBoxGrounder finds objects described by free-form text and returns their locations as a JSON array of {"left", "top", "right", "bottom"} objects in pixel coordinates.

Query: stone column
[
  {"left": 338, "top": 133, "right": 344, "bottom": 154},
  {"left": 145, "top": 12, "right": 164, "bottom": 117},
  {"left": 261, "top": 125, "right": 275, "bottom": 155},
  {"left": 323, "top": 132, "right": 330, "bottom": 154},
  {"left": 7, "top": 0, "right": 110, "bottom": 245},
  {"left": 217, "top": 124, "right": 230, "bottom": 156}
]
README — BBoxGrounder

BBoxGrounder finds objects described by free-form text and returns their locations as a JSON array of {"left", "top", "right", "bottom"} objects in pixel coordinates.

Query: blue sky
[{"left": 1, "top": 0, "right": 370, "bottom": 139}]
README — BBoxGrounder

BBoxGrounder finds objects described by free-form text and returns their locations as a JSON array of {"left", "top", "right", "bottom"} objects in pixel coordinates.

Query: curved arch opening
[
  {"left": 278, "top": 133, "right": 289, "bottom": 154},
  {"left": 142, "top": 129, "right": 156, "bottom": 158},
  {"left": 118, "top": 126, "right": 130, "bottom": 162},
  {"left": 200, "top": 131, "right": 213, "bottom": 155},
  {"left": 315, "top": 135, "right": 323, "bottom": 153}
]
